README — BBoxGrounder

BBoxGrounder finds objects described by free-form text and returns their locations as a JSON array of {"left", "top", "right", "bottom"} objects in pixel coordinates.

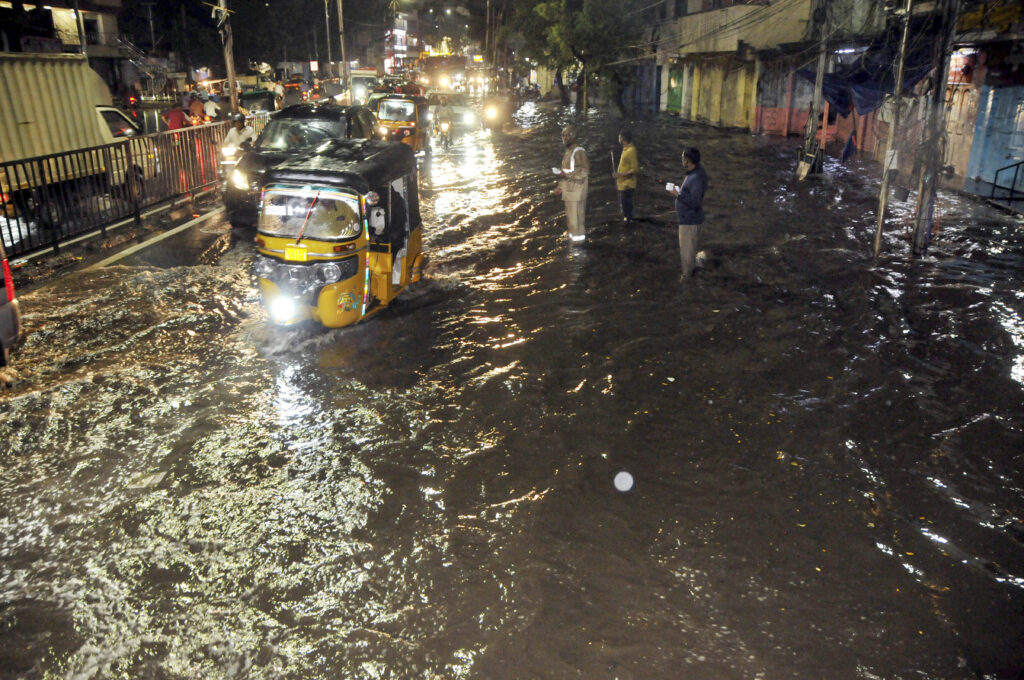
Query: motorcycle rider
[
  {"left": 223, "top": 113, "right": 255, "bottom": 149},
  {"left": 435, "top": 96, "right": 455, "bottom": 148}
]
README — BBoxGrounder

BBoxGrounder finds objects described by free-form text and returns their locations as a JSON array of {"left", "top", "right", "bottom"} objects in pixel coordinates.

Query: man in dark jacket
[{"left": 670, "top": 146, "right": 708, "bottom": 277}]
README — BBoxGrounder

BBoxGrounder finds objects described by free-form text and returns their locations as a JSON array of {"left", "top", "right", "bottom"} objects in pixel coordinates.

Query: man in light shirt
[{"left": 553, "top": 125, "right": 590, "bottom": 243}]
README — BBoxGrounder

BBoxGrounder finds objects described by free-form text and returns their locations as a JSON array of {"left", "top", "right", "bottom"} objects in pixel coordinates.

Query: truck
[{"left": 0, "top": 52, "right": 150, "bottom": 228}]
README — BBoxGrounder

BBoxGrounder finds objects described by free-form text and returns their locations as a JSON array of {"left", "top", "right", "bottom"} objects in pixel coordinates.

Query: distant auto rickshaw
[
  {"left": 372, "top": 94, "right": 430, "bottom": 154},
  {"left": 253, "top": 139, "right": 425, "bottom": 328}
]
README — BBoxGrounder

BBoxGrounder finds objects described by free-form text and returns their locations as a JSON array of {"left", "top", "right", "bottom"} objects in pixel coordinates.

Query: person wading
[
  {"left": 553, "top": 125, "right": 590, "bottom": 243},
  {"left": 612, "top": 129, "right": 638, "bottom": 222},
  {"left": 668, "top": 146, "right": 708, "bottom": 277}
]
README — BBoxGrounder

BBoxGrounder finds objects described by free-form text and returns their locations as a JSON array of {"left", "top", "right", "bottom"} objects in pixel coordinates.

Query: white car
[{"left": 427, "top": 92, "right": 479, "bottom": 134}]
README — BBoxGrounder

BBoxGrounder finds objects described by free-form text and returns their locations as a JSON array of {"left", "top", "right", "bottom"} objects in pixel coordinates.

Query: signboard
[{"left": 309, "top": 60, "right": 318, "bottom": 73}]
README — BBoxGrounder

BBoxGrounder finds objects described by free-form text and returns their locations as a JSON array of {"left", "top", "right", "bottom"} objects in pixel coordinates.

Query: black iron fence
[
  {"left": 991, "top": 159, "right": 1024, "bottom": 206},
  {"left": 0, "top": 112, "right": 272, "bottom": 259}
]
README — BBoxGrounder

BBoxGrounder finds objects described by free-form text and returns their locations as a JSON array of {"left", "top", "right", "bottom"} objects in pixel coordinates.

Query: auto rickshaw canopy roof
[{"left": 264, "top": 138, "right": 417, "bottom": 195}]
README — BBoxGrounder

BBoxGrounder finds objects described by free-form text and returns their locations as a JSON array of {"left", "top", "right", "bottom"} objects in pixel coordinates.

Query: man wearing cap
[
  {"left": 668, "top": 146, "right": 708, "bottom": 277},
  {"left": 553, "top": 125, "right": 590, "bottom": 243}
]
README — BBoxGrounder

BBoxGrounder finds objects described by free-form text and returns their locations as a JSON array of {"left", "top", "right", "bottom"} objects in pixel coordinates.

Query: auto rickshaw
[
  {"left": 372, "top": 94, "right": 430, "bottom": 154},
  {"left": 253, "top": 139, "right": 425, "bottom": 328}
]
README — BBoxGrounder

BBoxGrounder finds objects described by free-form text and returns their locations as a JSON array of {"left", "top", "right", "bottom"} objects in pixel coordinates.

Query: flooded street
[{"left": 2, "top": 104, "right": 1023, "bottom": 679}]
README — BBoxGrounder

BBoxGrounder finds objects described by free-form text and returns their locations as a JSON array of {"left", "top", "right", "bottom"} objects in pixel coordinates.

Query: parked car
[
  {"left": 223, "top": 103, "right": 381, "bottom": 229},
  {"left": 0, "top": 240, "right": 22, "bottom": 367}
]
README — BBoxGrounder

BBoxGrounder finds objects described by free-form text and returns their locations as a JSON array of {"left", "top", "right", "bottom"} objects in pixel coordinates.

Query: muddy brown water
[{"left": 1, "top": 104, "right": 1023, "bottom": 679}]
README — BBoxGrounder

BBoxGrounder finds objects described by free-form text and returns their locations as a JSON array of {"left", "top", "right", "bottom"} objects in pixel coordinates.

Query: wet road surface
[{"left": 2, "top": 103, "right": 1023, "bottom": 679}]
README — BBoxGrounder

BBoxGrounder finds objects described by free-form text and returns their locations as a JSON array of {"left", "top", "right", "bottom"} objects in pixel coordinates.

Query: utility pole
[
  {"left": 143, "top": 2, "right": 156, "bottom": 51},
  {"left": 70, "top": 0, "right": 87, "bottom": 56},
  {"left": 797, "top": 0, "right": 829, "bottom": 180},
  {"left": 323, "top": 0, "right": 333, "bottom": 78},
  {"left": 485, "top": 0, "right": 491, "bottom": 64},
  {"left": 215, "top": 0, "right": 238, "bottom": 112},
  {"left": 336, "top": 0, "right": 349, "bottom": 95},
  {"left": 873, "top": 0, "right": 914, "bottom": 257},
  {"left": 910, "top": 0, "right": 961, "bottom": 257}
]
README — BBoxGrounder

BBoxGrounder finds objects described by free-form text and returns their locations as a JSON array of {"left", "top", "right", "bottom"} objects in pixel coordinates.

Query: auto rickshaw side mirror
[{"left": 369, "top": 207, "right": 386, "bottom": 235}]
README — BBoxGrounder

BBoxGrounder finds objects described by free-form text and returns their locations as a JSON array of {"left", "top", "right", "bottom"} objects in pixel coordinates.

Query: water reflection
[{"left": 1, "top": 104, "right": 1023, "bottom": 679}]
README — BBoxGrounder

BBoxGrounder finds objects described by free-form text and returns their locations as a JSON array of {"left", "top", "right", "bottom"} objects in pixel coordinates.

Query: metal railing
[
  {"left": 990, "top": 159, "right": 1024, "bottom": 204},
  {"left": 0, "top": 112, "right": 272, "bottom": 258}
]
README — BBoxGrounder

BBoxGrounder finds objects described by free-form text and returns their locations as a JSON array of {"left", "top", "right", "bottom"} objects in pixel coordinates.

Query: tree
[{"left": 508, "top": 0, "right": 645, "bottom": 110}]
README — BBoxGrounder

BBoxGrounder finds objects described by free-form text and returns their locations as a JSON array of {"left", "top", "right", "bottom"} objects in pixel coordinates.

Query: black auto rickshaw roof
[{"left": 264, "top": 139, "right": 417, "bottom": 194}]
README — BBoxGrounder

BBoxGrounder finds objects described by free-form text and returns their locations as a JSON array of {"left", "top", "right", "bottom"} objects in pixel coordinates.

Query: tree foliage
[{"left": 509, "top": 0, "right": 645, "bottom": 72}]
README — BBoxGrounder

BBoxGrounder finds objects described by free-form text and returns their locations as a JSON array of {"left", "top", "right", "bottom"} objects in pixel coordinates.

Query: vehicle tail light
[{"left": 2, "top": 259, "right": 14, "bottom": 302}]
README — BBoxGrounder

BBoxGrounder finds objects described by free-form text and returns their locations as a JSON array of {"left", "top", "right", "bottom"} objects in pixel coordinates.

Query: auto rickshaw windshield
[
  {"left": 259, "top": 186, "right": 363, "bottom": 240},
  {"left": 257, "top": 119, "right": 347, "bottom": 152},
  {"left": 377, "top": 100, "right": 416, "bottom": 122}
]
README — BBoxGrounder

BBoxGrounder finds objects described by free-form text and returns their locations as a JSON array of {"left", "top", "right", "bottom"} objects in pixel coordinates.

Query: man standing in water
[
  {"left": 668, "top": 147, "right": 708, "bottom": 277},
  {"left": 553, "top": 125, "right": 590, "bottom": 243},
  {"left": 612, "top": 129, "right": 638, "bottom": 222}
]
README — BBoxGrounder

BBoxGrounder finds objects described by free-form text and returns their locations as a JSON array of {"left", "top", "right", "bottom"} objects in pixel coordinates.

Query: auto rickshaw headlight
[
  {"left": 222, "top": 145, "right": 237, "bottom": 158},
  {"left": 316, "top": 262, "right": 342, "bottom": 284},
  {"left": 378, "top": 125, "right": 388, "bottom": 137},
  {"left": 231, "top": 169, "right": 249, "bottom": 190},
  {"left": 255, "top": 258, "right": 276, "bottom": 279},
  {"left": 464, "top": 112, "right": 475, "bottom": 124},
  {"left": 270, "top": 296, "right": 297, "bottom": 323},
  {"left": 485, "top": 106, "right": 498, "bottom": 120}
]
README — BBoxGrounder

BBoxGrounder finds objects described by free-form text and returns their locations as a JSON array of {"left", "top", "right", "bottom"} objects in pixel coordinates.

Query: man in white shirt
[
  {"left": 223, "top": 114, "right": 255, "bottom": 149},
  {"left": 203, "top": 96, "right": 222, "bottom": 120}
]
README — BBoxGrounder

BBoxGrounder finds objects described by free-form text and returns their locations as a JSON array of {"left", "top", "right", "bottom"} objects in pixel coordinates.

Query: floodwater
[{"left": 2, "top": 104, "right": 1023, "bottom": 679}]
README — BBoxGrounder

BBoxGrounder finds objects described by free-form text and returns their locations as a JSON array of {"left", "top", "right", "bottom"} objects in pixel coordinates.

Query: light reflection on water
[{"left": 1, "top": 105, "right": 1023, "bottom": 679}]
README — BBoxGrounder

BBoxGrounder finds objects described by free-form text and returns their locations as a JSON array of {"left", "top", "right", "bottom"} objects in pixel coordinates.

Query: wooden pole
[
  {"left": 218, "top": 0, "right": 239, "bottom": 112},
  {"left": 911, "top": 0, "right": 961, "bottom": 257},
  {"left": 336, "top": 0, "right": 349, "bottom": 95},
  {"left": 872, "top": 0, "right": 913, "bottom": 257}
]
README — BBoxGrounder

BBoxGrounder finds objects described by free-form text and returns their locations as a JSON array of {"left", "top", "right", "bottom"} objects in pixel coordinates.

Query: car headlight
[
  {"left": 270, "top": 296, "right": 297, "bottom": 323},
  {"left": 231, "top": 169, "right": 249, "bottom": 190},
  {"left": 463, "top": 112, "right": 475, "bottom": 124},
  {"left": 222, "top": 146, "right": 237, "bottom": 157},
  {"left": 485, "top": 106, "right": 498, "bottom": 119}
]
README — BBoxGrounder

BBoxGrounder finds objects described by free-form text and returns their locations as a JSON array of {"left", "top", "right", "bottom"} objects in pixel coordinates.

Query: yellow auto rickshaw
[
  {"left": 253, "top": 139, "right": 425, "bottom": 328},
  {"left": 372, "top": 94, "right": 430, "bottom": 154}
]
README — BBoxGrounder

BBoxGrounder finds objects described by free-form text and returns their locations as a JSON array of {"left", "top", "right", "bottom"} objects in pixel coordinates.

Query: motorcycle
[{"left": 437, "top": 119, "right": 452, "bottom": 151}]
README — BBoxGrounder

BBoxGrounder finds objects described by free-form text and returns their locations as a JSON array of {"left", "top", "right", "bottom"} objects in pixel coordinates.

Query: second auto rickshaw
[
  {"left": 372, "top": 94, "right": 430, "bottom": 154},
  {"left": 253, "top": 139, "right": 425, "bottom": 328}
]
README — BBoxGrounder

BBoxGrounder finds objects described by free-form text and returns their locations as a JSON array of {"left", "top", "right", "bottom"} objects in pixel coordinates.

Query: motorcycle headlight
[
  {"left": 221, "top": 146, "right": 237, "bottom": 157},
  {"left": 231, "top": 169, "right": 249, "bottom": 190},
  {"left": 485, "top": 106, "right": 498, "bottom": 119},
  {"left": 255, "top": 258, "right": 276, "bottom": 278},
  {"left": 379, "top": 125, "right": 388, "bottom": 137},
  {"left": 440, "top": 122, "right": 450, "bottom": 131},
  {"left": 316, "top": 262, "right": 342, "bottom": 283}
]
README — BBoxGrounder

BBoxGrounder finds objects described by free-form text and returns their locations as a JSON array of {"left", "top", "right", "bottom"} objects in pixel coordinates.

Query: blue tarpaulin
[{"left": 798, "top": 29, "right": 936, "bottom": 116}]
